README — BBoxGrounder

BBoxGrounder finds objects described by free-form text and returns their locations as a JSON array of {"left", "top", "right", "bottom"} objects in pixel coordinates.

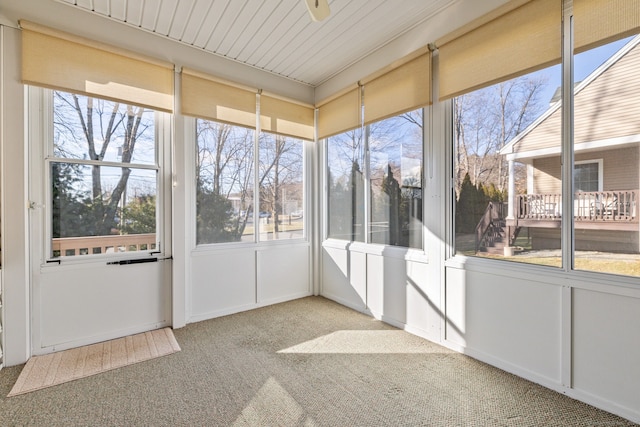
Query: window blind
[
  {"left": 437, "top": 0, "right": 561, "bottom": 100},
  {"left": 362, "top": 50, "right": 431, "bottom": 125},
  {"left": 260, "top": 94, "right": 315, "bottom": 141},
  {"left": 317, "top": 87, "right": 361, "bottom": 139},
  {"left": 574, "top": 0, "right": 640, "bottom": 52},
  {"left": 181, "top": 68, "right": 257, "bottom": 129},
  {"left": 20, "top": 20, "right": 174, "bottom": 112}
]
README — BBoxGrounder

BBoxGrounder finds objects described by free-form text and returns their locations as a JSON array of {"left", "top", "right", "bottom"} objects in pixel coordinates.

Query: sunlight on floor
[
  {"left": 232, "top": 377, "right": 317, "bottom": 427},
  {"left": 277, "top": 330, "right": 452, "bottom": 354}
]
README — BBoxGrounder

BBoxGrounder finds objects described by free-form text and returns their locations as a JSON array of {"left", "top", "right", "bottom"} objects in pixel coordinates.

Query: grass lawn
[{"left": 456, "top": 232, "right": 640, "bottom": 277}]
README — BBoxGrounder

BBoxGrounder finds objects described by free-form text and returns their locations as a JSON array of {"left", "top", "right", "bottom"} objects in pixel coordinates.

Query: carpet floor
[{"left": 0, "top": 296, "right": 636, "bottom": 426}]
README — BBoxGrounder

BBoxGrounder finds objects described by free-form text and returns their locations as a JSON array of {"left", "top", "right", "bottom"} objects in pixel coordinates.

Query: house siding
[
  {"left": 592, "top": 146, "right": 639, "bottom": 191},
  {"left": 512, "top": 40, "right": 640, "bottom": 155},
  {"left": 532, "top": 146, "right": 639, "bottom": 193},
  {"left": 532, "top": 157, "right": 560, "bottom": 193},
  {"left": 574, "top": 45, "right": 640, "bottom": 145}
]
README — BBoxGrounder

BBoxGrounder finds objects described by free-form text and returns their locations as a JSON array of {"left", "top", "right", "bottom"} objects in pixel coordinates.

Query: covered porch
[{"left": 507, "top": 190, "right": 639, "bottom": 230}]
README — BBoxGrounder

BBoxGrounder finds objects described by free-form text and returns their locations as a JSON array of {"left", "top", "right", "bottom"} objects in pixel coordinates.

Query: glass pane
[
  {"left": 454, "top": 63, "right": 562, "bottom": 266},
  {"left": 369, "top": 110, "right": 423, "bottom": 249},
  {"left": 574, "top": 162, "right": 599, "bottom": 192},
  {"left": 53, "top": 91, "right": 156, "bottom": 165},
  {"left": 327, "top": 128, "right": 365, "bottom": 242},
  {"left": 51, "top": 163, "right": 157, "bottom": 257},
  {"left": 196, "top": 119, "right": 255, "bottom": 244},
  {"left": 258, "top": 133, "right": 304, "bottom": 241},
  {"left": 573, "top": 33, "right": 640, "bottom": 277}
]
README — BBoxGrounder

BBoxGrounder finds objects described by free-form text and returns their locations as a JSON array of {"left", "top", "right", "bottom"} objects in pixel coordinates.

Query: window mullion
[
  {"left": 364, "top": 123, "right": 371, "bottom": 245},
  {"left": 561, "top": 0, "right": 575, "bottom": 273},
  {"left": 254, "top": 92, "right": 261, "bottom": 244}
]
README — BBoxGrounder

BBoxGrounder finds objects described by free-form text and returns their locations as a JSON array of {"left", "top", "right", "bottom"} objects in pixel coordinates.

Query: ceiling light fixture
[{"left": 304, "top": 0, "right": 330, "bottom": 22}]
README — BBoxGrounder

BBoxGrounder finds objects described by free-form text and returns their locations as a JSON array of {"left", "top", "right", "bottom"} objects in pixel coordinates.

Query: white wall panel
[
  {"left": 573, "top": 288, "right": 640, "bottom": 415},
  {"left": 367, "top": 254, "right": 407, "bottom": 323},
  {"left": 445, "top": 267, "right": 467, "bottom": 347},
  {"left": 39, "top": 262, "right": 171, "bottom": 350},
  {"left": 191, "top": 249, "right": 256, "bottom": 320},
  {"left": 321, "top": 245, "right": 366, "bottom": 311},
  {"left": 257, "top": 246, "right": 311, "bottom": 304},
  {"left": 405, "top": 259, "right": 440, "bottom": 340},
  {"left": 366, "top": 254, "right": 384, "bottom": 316},
  {"left": 445, "top": 266, "right": 562, "bottom": 383}
]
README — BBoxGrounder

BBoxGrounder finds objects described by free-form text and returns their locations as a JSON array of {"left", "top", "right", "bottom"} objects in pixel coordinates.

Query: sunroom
[{"left": 0, "top": 0, "right": 639, "bottom": 424}]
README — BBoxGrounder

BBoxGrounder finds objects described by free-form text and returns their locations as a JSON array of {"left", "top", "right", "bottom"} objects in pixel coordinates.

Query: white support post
[{"left": 507, "top": 159, "right": 515, "bottom": 220}]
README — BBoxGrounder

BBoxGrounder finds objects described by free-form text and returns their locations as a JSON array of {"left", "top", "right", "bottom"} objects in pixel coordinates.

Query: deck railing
[
  {"left": 52, "top": 233, "right": 156, "bottom": 257},
  {"left": 516, "top": 190, "right": 638, "bottom": 221}
]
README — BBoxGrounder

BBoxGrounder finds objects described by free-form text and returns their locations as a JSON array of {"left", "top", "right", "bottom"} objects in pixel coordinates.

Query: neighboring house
[{"left": 500, "top": 35, "right": 640, "bottom": 253}]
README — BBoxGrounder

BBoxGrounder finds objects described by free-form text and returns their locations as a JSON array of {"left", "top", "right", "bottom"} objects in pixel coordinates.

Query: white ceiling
[{"left": 55, "top": 0, "right": 455, "bottom": 87}]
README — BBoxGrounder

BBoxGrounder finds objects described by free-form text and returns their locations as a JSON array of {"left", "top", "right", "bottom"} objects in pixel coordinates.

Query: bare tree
[
  {"left": 454, "top": 75, "right": 547, "bottom": 194},
  {"left": 196, "top": 121, "right": 254, "bottom": 242},
  {"left": 259, "top": 134, "right": 304, "bottom": 235},
  {"left": 53, "top": 92, "right": 153, "bottom": 236}
]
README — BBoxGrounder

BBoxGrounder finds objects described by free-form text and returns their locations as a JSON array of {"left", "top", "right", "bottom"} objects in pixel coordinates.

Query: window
[
  {"left": 50, "top": 90, "right": 159, "bottom": 258},
  {"left": 448, "top": 0, "right": 563, "bottom": 266},
  {"left": 573, "top": 33, "right": 640, "bottom": 276},
  {"left": 327, "top": 109, "right": 424, "bottom": 249},
  {"left": 453, "top": 65, "right": 562, "bottom": 265},
  {"left": 196, "top": 119, "right": 254, "bottom": 245},
  {"left": 327, "top": 128, "right": 365, "bottom": 242},
  {"left": 258, "top": 133, "right": 305, "bottom": 241},
  {"left": 195, "top": 119, "right": 307, "bottom": 245},
  {"left": 369, "top": 111, "right": 423, "bottom": 249},
  {"left": 450, "top": 0, "right": 640, "bottom": 277},
  {"left": 574, "top": 161, "right": 601, "bottom": 193}
]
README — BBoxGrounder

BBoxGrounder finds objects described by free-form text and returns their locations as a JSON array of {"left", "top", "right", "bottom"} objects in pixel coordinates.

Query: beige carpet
[
  {"left": 7, "top": 327, "right": 180, "bottom": 397},
  {"left": 0, "top": 298, "right": 636, "bottom": 426}
]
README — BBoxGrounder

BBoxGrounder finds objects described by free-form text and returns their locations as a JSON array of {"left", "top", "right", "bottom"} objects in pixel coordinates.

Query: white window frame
[
  {"left": 574, "top": 159, "right": 603, "bottom": 192},
  {"left": 191, "top": 116, "right": 310, "bottom": 249},
  {"left": 31, "top": 87, "right": 171, "bottom": 265},
  {"left": 323, "top": 108, "right": 426, "bottom": 253}
]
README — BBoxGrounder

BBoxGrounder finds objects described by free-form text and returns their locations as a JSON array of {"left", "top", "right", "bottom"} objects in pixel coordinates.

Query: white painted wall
[
  {"left": 190, "top": 244, "right": 312, "bottom": 323},
  {"left": 1, "top": 25, "right": 30, "bottom": 366},
  {"left": 1, "top": 0, "right": 639, "bottom": 424},
  {"left": 321, "top": 243, "right": 440, "bottom": 343},
  {"left": 37, "top": 262, "right": 171, "bottom": 351}
]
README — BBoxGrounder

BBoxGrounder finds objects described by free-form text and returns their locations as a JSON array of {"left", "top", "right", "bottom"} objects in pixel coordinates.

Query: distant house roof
[{"left": 500, "top": 35, "right": 640, "bottom": 162}]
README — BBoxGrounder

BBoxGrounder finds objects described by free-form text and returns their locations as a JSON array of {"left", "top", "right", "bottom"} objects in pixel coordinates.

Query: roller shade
[
  {"left": 317, "top": 87, "right": 360, "bottom": 139},
  {"left": 363, "top": 51, "right": 431, "bottom": 125},
  {"left": 574, "top": 0, "right": 640, "bottom": 52},
  {"left": 438, "top": 0, "right": 561, "bottom": 100},
  {"left": 260, "top": 94, "right": 315, "bottom": 141},
  {"left": 21, "top": 20, "right": 174, "bottom": 112},
  {"left": 181, "top": 68, "right": 257, "bottom": 129}
]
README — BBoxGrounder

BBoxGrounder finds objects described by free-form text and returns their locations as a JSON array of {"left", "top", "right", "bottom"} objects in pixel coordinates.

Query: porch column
[{"left": 506, "top": 159, "right": 515, "bottom": 220}]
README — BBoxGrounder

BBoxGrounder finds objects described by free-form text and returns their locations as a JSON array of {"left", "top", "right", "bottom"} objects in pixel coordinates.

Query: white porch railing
[{"left": 52, "top": 233, "right": 156, "bottom": 257}]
